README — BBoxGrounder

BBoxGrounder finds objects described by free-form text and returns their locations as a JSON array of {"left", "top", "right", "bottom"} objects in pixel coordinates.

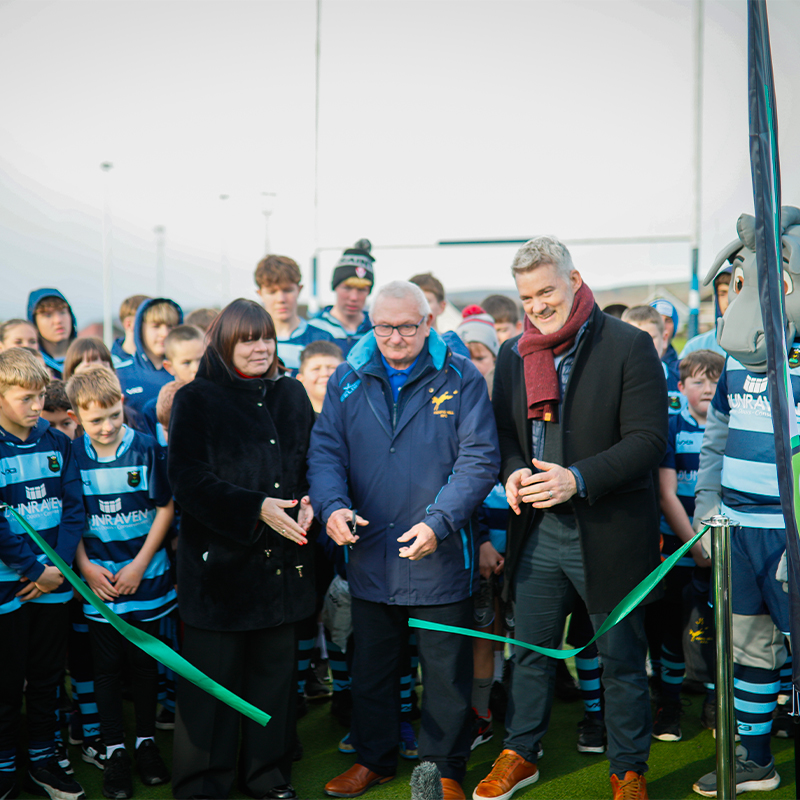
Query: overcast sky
[{"left": 1, "top": 0, "right": 799, "bottom": 324}]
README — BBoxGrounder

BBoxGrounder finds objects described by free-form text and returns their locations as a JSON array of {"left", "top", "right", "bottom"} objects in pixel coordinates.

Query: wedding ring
[{"left": 548, "top": 490, "right": 553, "bottom": 499}]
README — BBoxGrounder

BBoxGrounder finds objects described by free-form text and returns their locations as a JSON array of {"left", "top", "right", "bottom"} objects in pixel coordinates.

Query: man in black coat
[{"left": 473, "top": 237, "right": 667, "bottom": 800}]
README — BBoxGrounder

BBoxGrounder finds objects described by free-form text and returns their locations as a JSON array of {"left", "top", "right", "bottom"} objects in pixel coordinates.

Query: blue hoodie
[
  {"left": 0, "top": 418, "right": 85, "bottom": 614},
  {"left": 116, "top": 298, "right": 183, "bottom": 414},
  {"left": 26, "top": 288, "right": 78, "bottom": 379}
]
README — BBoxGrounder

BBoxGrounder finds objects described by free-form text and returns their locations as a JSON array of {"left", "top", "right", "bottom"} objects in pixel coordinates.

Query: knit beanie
[
  {"left": 457, "top": 305, "right": 499, "bottom": 357},
  {"left": 331, "top": 239, "right": 375, "bottom": 291}
]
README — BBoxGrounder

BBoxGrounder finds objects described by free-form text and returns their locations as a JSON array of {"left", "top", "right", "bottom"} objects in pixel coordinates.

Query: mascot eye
[
  {"left": 732, "top": 266, "right": 745, "bottom": 294},
  {"left": 784, "top": 270, "right": 794, "bottom": 296}
]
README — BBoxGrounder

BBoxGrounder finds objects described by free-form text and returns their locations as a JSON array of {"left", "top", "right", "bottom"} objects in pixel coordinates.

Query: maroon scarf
[{"left": 517, "top": 283, "right": 595, "bottom": 421}]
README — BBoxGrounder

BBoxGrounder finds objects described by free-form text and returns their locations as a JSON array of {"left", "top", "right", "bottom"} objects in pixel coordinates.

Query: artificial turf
[{"left": 15, "top": 687, "right": 797, "bottom": 800}]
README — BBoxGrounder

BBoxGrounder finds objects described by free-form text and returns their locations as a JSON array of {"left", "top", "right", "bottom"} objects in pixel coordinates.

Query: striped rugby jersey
[
  {"left": 73, "top": 425, "right": 176, "bottom": 622},
  {"left": 0, "top": 420, "right": 85, "bottom": 613},
  {"left": 277, "top": 318, "right": 336, "bottom": 377},
  {"left": 660, "top": 406, "right": 704, "bottom": 567},
  {"left": 311, "top": 307, "right": 372, "bottom": 359},
  {"left": 712, "top": 355, "right": 800, "bottom": 529}
]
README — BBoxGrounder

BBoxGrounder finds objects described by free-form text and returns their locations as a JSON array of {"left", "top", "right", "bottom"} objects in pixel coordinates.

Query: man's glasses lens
[{"left": 373, "top": 319, "right": 423, "bottom": 337}]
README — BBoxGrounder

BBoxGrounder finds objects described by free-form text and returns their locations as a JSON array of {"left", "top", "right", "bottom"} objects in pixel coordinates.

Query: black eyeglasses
[{"left": 373, "top": 318, "right": 425, "bottom": 337}]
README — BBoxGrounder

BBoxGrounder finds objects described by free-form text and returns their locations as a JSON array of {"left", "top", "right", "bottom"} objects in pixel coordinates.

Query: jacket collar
[
  {"left": 346, "top": 328, "right": 448, "bottom": 373},
  {"left": 197, "top": 347, "right": 283, "bottom": 392}
]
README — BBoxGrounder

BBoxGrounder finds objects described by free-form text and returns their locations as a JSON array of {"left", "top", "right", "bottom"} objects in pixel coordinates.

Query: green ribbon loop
[
  {"left": 410, "top": 526, "right": 708, "bottom": 659},
  {"left": 3, "top": 504, "right": 270, "bottom": 727}
]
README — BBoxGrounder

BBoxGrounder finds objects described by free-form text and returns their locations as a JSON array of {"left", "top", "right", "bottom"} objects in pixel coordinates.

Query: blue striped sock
[
  {"left": 28, "top": 741, "right": 54, "bottom": 764},
  {"left": 575, "top": 648, "right": 603, "bottom": 719},
  {"left": 0, "top": 749, "right": 15, "bottom": 773},
  {"left": 297, "top": 636, "right": 314, "bottom": 695},
  {"left": 734, "top": 664, "right": 779, "bottom": 766},
  {"left": 660, "top": 644, "right": 685, "bottom": 701}
]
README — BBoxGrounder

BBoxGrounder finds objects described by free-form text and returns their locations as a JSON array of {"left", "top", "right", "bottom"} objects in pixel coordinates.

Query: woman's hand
[
  {"left": 260, "top": 497, "right": 308, "bottom": 545},
  {"left": 298, "top": 496, "right": 314, "bottom": 532}
]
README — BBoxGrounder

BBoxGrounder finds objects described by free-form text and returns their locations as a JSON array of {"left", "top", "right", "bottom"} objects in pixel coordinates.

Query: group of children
[{"left": 0, "top": 241, "right": 761, "bottom": 800}]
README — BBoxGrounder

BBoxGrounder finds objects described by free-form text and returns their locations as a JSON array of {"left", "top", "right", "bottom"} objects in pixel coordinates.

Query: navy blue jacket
[
  {"left": 307, "top": 330, "right": 500, "bottom": 606},
  {"left": 26, "top": 288, "right": 78, "bottom": 379},
  {"left": 116, "top": 298, "right": 183, "bottom": 414}
]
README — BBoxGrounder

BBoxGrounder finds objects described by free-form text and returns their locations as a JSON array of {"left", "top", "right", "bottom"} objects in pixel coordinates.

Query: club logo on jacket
[
  {"left": 25, "top": 484, "right": 47, "bottom": 501},
  {"left": 47, "top": 456, "right": 60, "bottom": 473},
  {"left": 99, "top": 497, "right": 122, "bottom": 514},
  {"left": 432, "top": 391, "right": 457, "bottom": 417},
  {"left": 127, "top": 470, "right": 141, "bottom": 488},
  {"left": 743, "top": 375, "right": 768, "bottom": 394},
  {"left": 790, "top": 345, "right": 800, "bottom": 368}
]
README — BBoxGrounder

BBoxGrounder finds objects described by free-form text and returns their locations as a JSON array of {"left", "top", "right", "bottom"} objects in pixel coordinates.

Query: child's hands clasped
[
  {"left": 114, "top": 561, "right": 145, "bottom": 595},
  {"left": 16, "top": 565, "right": 64, "bottom": 601},
  {"left": 82, "top": 561, "right": 120, "bottom": 602}
]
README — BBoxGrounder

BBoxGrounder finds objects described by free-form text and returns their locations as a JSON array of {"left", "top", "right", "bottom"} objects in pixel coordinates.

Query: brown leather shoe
[
  {"left": 441, "top": 777, "right": 466, "bottom": 799},
  {"left": 473, "top": 749, "right": 538, "bottom": 799},
  {"left": 610, "top": 771, "right": 648, "bottom": 800},
  {"left": 324, "top": 764, "right": 395, "bottom": 798}
]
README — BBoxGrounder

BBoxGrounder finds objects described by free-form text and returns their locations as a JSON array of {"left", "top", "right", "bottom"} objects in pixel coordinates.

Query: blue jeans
[{"left": 505, "top": 512, "right": 651, "bottom": 776}]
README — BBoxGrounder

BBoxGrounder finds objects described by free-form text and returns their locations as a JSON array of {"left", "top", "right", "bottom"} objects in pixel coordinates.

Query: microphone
[{"left": 410, "top": 761, "right": 443, "bottom": 800}]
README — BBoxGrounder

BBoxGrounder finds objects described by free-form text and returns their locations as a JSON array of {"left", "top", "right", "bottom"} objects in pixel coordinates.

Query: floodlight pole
[
  {"left": 154, "top": 226, "right": 166, "bottom": 297},
  {"left": 689, "top": 0, "right": 705, "bottom": 339},
  {"left": 101, "top": 162, "right": 114, "bottom": 349},
  {"left": 709, "top": 514, "right": 735, "bottom": 800}
]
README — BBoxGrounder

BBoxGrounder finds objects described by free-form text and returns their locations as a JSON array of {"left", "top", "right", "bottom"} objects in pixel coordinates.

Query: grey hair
[
  {"left": 371, "top": 280, "right": 431, "bottom": 318},
  {"left": 511, "top": 236, "right": 574, "bottom": 281}
]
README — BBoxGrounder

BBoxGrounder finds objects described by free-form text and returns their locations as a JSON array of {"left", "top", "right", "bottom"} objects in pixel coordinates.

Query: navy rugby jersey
[
  {"left": 311, "top": 307, "right": 372, "bottom": 359},
  {"left": 713, "top": 355, "right": 800, "bottom": 529},
  {"left": 0, "top": 419, "right": 84, "bottom": 613},
  {"left": 73, "top": 425, "right": 176, "bottom": 622},
  {"left": 482, "top": 483, "right": 509, "bottom": 555},
  {"left": 660, "top": 406, "right": 704, "bottom": 567},
  {"left": 277, "top": 318, "right": 336, "bottom": 377}
]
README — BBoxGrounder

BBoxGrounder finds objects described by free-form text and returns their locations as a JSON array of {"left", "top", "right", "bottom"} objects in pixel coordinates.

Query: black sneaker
[
  {"left": 652, "top": 698, "right": 683, "bottom": 742},
  {"left": 25, "top": 758, "right": 86, "bottom": 800},
  {"left": 81, "top": 739, "right": 106, "bottom": 770},
  {"left": 471, "top": 710, "right": 493, "bottom": 750},
  {"left": 102, "top": 749, "right": 132, "bottom": 799},
  {"left": 155, "top": 707, "right": 175, "bottom": 731},
  {"left": 700, "top": 699, "right": 716, "bottom": 731},
  {"left": 0, "top": 770, "right": 19, "bottom": 800},
  {"left": 134, "top": 739, "right": 169, "bottom": 786},
  {"left": 772, "top": 701, "right": 796, "bottom": 738},
  {"left": 577, "top": 714, "right": 606, "bottom": 754},
  {"left": 55, "top": 741, "right": 73, "bottom": 776}
]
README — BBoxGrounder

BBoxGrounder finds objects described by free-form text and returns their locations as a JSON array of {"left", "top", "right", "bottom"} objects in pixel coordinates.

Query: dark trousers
[
  {"left": 350, "top": 597, "right": 473, "bottom": 782},
  {"left": 0, "top": 603, "right": 68, "bottom": 752},
  {"left": 506, "top": 512, "right": 651, "bottom": 776},
  {"left": 88, "top": 618, "right": 159, "bottom": 746},
  {"left": 172, "top": 622, "right": 297, "bottom": 799}
]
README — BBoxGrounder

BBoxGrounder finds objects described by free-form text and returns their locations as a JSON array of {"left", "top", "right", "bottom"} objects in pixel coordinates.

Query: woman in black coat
[{"left": 168, "top": 299, "right": 316, "bottom": 800}]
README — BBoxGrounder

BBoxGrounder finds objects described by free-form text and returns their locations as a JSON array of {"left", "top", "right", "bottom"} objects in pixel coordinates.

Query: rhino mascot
[{"left": 691, "top": 206, "right": 800, "bottom": 797}]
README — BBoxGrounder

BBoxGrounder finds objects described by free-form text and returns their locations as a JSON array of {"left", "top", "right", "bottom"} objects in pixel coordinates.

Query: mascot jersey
[{"left": 713, "top": 354, "right": 800, "bottom": 529}]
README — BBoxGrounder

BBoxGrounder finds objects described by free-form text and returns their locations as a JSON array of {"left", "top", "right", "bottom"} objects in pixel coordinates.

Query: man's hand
[
  {"left": 506, "top": 468, "right": 533, "bottom": 515},
  {"left": 479, "top": 541, "right": 504, "bottom": 579},
  {"left": 518, "top": 459, "right": 577, "bottom": 508},
  {"left": 398, "top": 523, "right": 438, "bottom": 561},
  {"left": 327, "top": 508, "right": 369, "bottom": 546}
]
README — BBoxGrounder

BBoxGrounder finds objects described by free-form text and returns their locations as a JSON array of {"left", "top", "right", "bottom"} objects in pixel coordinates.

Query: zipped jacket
[{"left": 308, "top": 330, "right": 500, "bottom": 606}]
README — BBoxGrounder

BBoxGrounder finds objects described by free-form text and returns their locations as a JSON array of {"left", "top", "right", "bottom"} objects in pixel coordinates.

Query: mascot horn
[{"left": 704, "top": 205, "right": 800, "bottom": 372}]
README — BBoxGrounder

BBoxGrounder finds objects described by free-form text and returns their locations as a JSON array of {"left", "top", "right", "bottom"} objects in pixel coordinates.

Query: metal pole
[
  {"left": 312, "top": 0, "right": 321, "bottom": 308},
  {"left": 689, "top": 0, "right": 705, "bottom": 340},
  {"left": 710, "top": 514, "right": 735, "bottom": 799},
  {"left": 100, "top": 162, "right": 114, "bottom": 349},
  {"left": 154, "top": 226, "right": 166, "bottom": 297}
]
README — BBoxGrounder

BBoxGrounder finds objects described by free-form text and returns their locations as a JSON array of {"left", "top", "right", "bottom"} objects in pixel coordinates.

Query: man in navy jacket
[{"left": 308, "top": 280, "right": 499, "bottom": 800}]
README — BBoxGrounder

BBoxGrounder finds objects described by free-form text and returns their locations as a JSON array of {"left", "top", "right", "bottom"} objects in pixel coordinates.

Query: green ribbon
[
  {"left": 409, "top": 526, "right": 708, "bottom": 658},
  {"left": 3, "top": 504, "right": 270, "bottom": 727}
]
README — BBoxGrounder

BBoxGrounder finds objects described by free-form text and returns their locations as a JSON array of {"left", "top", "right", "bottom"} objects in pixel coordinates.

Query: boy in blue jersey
[
  {"left": 623, "top": 305, "right": 685, "bottom": 415},
  {"left": 66, "top": 366, "right": 174, "bottom": 799},
  {"left": 297, "top": 341, "right": 343, "bottom": 415},
  {"left": 0, "top": 347, "right": 86, "bottom": 800},
  {"left": 112, "top": 296, "right": 151, "bottom": 363},
  {"left": 649, "top": 350, "right": 723, "bottom": 743},
  {"left": 255, "top": 254, "right": 335, "bottom": 376},
  {"left": 312, "top": 239, "right": 374, "bottom": 358},
  {"left": 116, "top": 298, "right": 183, "bottom": 415},
  {"left": 26, "top": 289, "right": 79, "bottom": 379}
]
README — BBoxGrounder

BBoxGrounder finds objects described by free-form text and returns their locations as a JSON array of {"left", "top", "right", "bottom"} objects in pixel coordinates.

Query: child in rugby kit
[
  {"left": 66, "top": 366, "right": 174, "bottom": 799},
  {"left": 0, "top": 348, "right": 85, "bottom": 800}
]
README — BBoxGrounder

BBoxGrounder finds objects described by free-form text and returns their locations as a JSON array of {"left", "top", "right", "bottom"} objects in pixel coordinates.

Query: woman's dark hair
[
  {"left": 62, "top": 337, "right": 115, "bottom": 382},
  {"left": 206, "top": 298, "right": 278, "bottom": 378}
]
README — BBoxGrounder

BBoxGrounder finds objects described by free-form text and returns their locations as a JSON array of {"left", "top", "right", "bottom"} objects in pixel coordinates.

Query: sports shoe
[
  {"left": 577, "top": 714, "right": 606, "bottom": 754},
  {"left": 471, "top": 710, "right": 493, "bottom": 750},
  {"left": 772, "top": 700, "right": 795, "bottom": 738},
  {"left": 0, "top": 770, "right": 19, "bottom": 800},
  {"left": 81, "top": 739, "right": 106, "bottom": 770},
  {"left": 25, "top": 758, "right": 86, "bottom": 800},
  {"left": 473, "top": 749, "right": 538, "bottom": 800},
  {"left": 611, "top": 771, "right": 648, "bottom": 800},
  {"left": 155, "top": 707, "right": 175, "bottom": 731},
  {"left": 692, "top": 745, "right": 780, "bottom": 796},
  {"left": 102, "top": 748, "right": 132, "bottom": 799},
  {"left": 55, "top": 741, "right": 73, "bottom": 775},
  {"left": 399, "top": 722, "right": 418, "bottom": 759},
  {"left": 700, "top": 699, "right": 715, "bottom": 731},
  {"left": 134, "top": 739, "right": 169, "bottom": 786},
  {"left": 652, "top": 698, "right": 682, "bottom": 742},
  {"left": 338, "top": 733, "right": 355, "bottom": 754}
]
